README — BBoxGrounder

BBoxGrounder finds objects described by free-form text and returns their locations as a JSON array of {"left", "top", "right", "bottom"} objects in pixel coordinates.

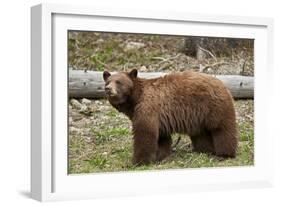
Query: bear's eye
[{"left": 115, "top": 80, "right": 122, "bottom": 85}]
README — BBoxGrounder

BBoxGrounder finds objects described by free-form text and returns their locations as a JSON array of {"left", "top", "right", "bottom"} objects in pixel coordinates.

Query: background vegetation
[{"left": 68, "top": 32, "right": 254, "bottom": 174}]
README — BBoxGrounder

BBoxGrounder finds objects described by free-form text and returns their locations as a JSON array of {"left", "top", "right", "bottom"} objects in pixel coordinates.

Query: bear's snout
[{"left": 105, "top": 86, "right": 117, "bottom": 96}]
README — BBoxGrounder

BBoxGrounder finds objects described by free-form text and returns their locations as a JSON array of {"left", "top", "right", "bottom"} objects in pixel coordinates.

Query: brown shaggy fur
[{"left": 103, "top": 69, "right": 238, "bottom": 165}]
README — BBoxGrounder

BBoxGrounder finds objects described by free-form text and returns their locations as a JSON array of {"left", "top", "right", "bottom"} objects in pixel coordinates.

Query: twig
[
  {"left": 152, "top": 54, "right": 181, "bottom": 64},
  {"left": 151, "top": 57, "right": 166, "bottom": 61},
  {"left": 178, "top": 142, "right": 192, "bottom": 151},
  {"left": 172, "top": 136, "right": 182, "bottom": 149},
  {"left": 202, "top": 61, "right": 229, "bottom": 72},
  {"left": 198, "top": 46, "right": 217, "bottom": 61}
]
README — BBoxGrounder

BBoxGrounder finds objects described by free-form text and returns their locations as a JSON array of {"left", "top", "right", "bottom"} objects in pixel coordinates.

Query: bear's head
[{"left": 103, "top": 69, "right": 138, "bottom": 105}]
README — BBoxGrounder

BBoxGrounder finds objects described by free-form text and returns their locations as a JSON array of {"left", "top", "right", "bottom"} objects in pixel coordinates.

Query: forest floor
[{"left": 68, "top": 32, "right": 254, "bottom": 174}]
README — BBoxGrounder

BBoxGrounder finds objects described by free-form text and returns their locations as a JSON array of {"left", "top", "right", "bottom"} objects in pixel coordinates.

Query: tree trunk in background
[{"left": 181, "top": 37, "right": 253, "bottom": 60}]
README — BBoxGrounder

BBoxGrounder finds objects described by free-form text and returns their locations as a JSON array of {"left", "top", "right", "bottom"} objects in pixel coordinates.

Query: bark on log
[{"left": 69, "top": 70, "right": 254, "bottom": 99}]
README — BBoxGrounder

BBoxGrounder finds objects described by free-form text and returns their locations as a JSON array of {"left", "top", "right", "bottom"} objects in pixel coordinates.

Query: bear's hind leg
[
  {"left": 211, "top": 127, "right": 237, "bottom": 158},
  {"left": 190, "top": 131, "right": 214, "bottom": 154},
  {"left": 156, "top": 135, "right": 172, "bottom": 161}
]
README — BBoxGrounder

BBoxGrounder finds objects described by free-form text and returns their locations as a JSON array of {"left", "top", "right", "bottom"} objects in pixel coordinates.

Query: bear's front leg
[{"left": 132, "top": 117, "right": 159, "bottom": 165}]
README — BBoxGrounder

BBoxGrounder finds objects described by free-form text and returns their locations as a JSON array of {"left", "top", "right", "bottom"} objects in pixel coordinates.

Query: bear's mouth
[
  {"left": 109, "top": 94, "right": 118, "bottom": 97},
  {"left": 105, "top": 92, "right": 118, "bottom": 98}
]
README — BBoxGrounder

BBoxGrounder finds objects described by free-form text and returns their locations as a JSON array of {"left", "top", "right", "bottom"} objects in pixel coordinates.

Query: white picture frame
[{"left": 31, "top": 3, "right": 274, "bottom": 202}]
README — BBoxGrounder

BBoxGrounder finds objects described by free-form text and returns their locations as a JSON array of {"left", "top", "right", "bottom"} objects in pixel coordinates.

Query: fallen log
[{"left": 69, "top": 70, "right": 254, "bottom": 99}]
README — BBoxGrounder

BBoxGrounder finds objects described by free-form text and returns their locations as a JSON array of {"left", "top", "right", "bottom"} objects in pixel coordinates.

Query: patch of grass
[
  {"left": 238, "top": 122, "right": 254, "bottom": 142},
  {"left": 68, "top": 100, "right": 254, "bottom": 174},
  {"left": 68, "top": 135, "right": 95, "bottom": 173},
  {"left": 106, "top": 108, "right": 119, "bottom": 117},
  {"left": 90, "top": 41, "right": 116, "bottom": 71},
  {"left": 85, "top": 155, "right": 107, "bottom": 169},
  {"left": 91, "top": 127, "right": 131, "bottom": 144}
]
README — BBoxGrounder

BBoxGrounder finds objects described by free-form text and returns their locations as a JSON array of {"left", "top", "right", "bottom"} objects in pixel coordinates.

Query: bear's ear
[
  {"left": 103, "top": 71, "right": 111, "bottom": 81},
  {"left": 129, "top": 69, "right": 138, "bottom": 79}
]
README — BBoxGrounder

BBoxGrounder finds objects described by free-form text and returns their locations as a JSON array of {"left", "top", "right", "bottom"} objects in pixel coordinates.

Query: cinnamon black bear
[{"left": 103, "top": 69, "right": 238, "bottom": 165}]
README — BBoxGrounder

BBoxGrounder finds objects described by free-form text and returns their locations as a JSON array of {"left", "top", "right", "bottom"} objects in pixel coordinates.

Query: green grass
[
  {"left": 68, "top": 32, "right": 183, "bottom": 71},
  {"left": 91, "top": 127, "right": 131, "bottom": 144},
  {"left": 68, "top": 100, "right": 254, "bottom": 174},
  {"left": 106, "top": 108, "right": 120, "bottom": 117}
]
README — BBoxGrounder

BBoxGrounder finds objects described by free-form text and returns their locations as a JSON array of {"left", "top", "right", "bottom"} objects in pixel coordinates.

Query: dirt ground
[{"left": 68, "top": 32, "right": 254, "bottom": 174}]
